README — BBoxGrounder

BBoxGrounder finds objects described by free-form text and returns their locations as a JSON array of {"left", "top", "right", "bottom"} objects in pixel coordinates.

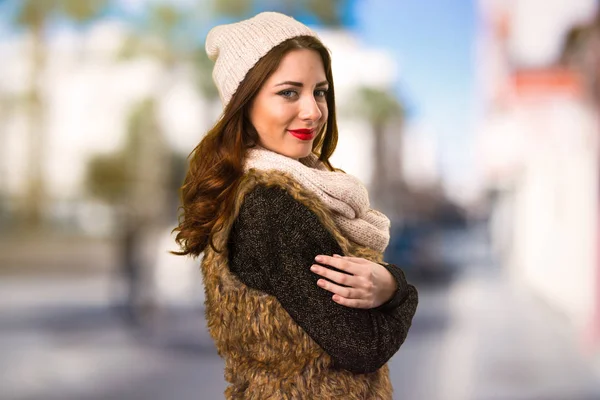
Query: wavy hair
[{"left": 173, "top": 35, "right": 339, "bottom": 257}]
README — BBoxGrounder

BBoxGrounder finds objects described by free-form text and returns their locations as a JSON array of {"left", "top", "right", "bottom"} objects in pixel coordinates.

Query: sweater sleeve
[
  {"left": 227, "top": 184, "right": 419, "bottom": 374},
  {"left": 374, "top": 263, "right": 411, "bottom": 312}
]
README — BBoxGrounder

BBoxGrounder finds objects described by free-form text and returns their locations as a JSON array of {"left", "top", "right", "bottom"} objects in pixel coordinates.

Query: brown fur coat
[{"left": 201, "top": 169, "right": 414, "bottom": 399}]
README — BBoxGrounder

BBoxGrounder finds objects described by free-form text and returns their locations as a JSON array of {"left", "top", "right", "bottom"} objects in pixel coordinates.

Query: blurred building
[{"left": 476, "top": 0, "right": 600, "bottom": 350}]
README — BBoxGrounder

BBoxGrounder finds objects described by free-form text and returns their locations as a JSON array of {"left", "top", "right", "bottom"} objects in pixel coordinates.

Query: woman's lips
[{"left": 288, "top": 129, "right": 316, "bottom": 141}]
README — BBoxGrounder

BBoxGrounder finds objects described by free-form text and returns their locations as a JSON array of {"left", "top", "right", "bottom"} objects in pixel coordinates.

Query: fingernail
[
  {"left": 315, "top": 255, "right": 323, "bottom": 262},
  {"left": 310, "top": 265, "right": 318, "bottom": 272},
  {"left": 333, "top": 254, "right": 341, "bottom": 258}
]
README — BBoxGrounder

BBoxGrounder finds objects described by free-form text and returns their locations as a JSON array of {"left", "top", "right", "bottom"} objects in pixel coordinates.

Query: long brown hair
[{"left": 173, "top": 35, "right": 339, "bottom": 257}]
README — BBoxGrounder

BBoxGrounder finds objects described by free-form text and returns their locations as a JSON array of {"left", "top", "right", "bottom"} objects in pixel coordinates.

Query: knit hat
[{"left": 205, "top": 12, "right": 319, "bottom": 107}]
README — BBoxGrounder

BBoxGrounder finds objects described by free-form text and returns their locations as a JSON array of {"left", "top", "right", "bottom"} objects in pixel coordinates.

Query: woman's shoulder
[
  {"left": 233, "top": 170, "right": 338, "bottom": 236},
  {"left": 236, "top": 175, "right": 315, "bottom": 223},
  {"left": 230, "top": 176, "right": 344, "bottom": 265},
  {"left": 236, "top": 169, "right": 325, "bottom": 216}
]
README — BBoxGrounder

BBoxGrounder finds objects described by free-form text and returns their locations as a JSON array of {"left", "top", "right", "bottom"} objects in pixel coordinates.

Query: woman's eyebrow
[{"left": 274, "top": 80, "right": 329, "bottom": 87}]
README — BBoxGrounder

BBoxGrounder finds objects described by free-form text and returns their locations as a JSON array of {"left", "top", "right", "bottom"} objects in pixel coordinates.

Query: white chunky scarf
[{"left": 244, "top": 146, "right": 391, "bottom": 253}]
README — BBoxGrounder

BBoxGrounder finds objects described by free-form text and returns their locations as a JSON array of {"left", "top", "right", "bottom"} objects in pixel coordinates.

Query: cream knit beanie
[{"left": 205, "top": 12, "right": 319, "bottom": 107}]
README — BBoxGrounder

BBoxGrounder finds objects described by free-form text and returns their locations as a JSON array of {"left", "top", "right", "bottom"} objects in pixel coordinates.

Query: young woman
[{"left": 174, "top": 11, "right": 418, "bottom": 399}]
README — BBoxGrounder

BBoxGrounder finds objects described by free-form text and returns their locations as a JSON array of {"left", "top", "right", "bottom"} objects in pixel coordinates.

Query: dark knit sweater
[{"left": 228, "top": 184, "right": 418, "bottom": 374}]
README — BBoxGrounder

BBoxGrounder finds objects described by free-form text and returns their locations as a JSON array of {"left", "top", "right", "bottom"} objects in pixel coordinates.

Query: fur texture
[{"left": 201, "top": 170, "right": 394, "bottom": 399}]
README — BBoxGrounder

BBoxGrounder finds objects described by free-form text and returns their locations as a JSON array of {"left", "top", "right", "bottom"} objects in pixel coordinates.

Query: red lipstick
[{"left": 288, "top": 128, "right": 315, "bottom": 141}]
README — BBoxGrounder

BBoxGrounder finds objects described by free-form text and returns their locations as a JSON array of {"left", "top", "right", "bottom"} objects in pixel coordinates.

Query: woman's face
[{"left": 248, "top": 48, "right": 329, "bottom": 160}]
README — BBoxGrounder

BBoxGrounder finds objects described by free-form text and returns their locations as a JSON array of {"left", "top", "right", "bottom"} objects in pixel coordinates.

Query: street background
[{"left": 2, "top": 1, "right": 600, "bottom": 399}]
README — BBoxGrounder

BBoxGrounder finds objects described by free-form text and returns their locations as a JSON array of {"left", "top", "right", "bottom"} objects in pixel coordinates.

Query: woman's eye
[
  {"left": 278, "top": 90, "right": 297, "bottom": 99},
  {"left": 315, "top": 89, "right": 328, "bottom": 98}
]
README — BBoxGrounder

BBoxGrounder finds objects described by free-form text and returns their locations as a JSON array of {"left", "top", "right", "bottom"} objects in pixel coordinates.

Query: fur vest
[{"left": 200, "top": 169, "right": 415, "bottom": 399}]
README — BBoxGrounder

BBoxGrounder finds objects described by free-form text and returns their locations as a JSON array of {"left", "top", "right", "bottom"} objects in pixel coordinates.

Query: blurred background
[{"left": 1, "top": 0, "right": 600, "bottom": 399}]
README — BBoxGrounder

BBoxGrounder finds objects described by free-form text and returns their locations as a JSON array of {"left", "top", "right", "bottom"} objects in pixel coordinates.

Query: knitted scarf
[{"left": 244, "top": 146, "right": 391, "bottom": 253}]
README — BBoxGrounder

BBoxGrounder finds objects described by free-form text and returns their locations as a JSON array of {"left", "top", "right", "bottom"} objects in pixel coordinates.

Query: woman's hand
[{"left": 311, "top": 254, "right": 398, "bottom": 309}]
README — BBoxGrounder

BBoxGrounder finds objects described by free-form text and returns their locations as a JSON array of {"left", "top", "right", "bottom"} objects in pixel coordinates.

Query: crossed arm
[{"left": 228, "top": 184, "right": 419, "bottom": 374}]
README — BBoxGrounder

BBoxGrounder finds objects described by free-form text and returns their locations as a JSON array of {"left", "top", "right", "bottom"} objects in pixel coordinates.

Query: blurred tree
[
  {"left": 86, "top": 98, "right": 172, "bottom": 325},
  {"left": 86, "top": 99, "right": 170, "bottom": 213},
  {"left": 14, "top": 0, "right": 109, "bottom": 228},
  {"left": 213, "top": 0, "right": 252, "bottom": 17},
  {"left": 305, "top": 0, "right": 342, "bottom": 26},
  {"left": 58, "top": 0, "right": 108, "bottom": 24},
  {"left": 213, "top": 0, "right": 345, "bottom": 25},
  {"left": 86, "top": 152, "right": 129, "bottom": 205},
  {"left": 351, "top": 86, "right": 405, "bottom": 215},
  {"left": 104, "top": 4, "right": 205, "bottom": 323},
  {"left": 116, "top": 3, "right": 210, "bottom": 219}
]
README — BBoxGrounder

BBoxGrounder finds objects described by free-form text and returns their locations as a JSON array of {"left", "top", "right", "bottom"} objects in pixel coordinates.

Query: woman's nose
[{"left": 299, "top": 96, "right": 323, "bottom": 122}]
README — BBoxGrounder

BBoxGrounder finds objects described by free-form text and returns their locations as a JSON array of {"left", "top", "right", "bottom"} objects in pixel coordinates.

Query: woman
[{"left": 174, "top": 12, "right": 418, "bottom": 399}]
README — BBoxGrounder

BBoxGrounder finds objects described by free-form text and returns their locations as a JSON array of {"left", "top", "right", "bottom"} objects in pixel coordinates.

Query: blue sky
[{"left": 353, "top": 0, "right": 477, "bottom": 184}]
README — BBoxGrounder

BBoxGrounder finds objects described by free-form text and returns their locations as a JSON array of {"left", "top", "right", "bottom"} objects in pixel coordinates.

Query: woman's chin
[
  {"left": 272, "top": 141, "right": 312, "bottom": 160},
  {"left": 259, "top": 140, "right": 314, "bottom": 160},
  {"left": 291, "top": 144, "right": 314, "bottom": 160}
]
